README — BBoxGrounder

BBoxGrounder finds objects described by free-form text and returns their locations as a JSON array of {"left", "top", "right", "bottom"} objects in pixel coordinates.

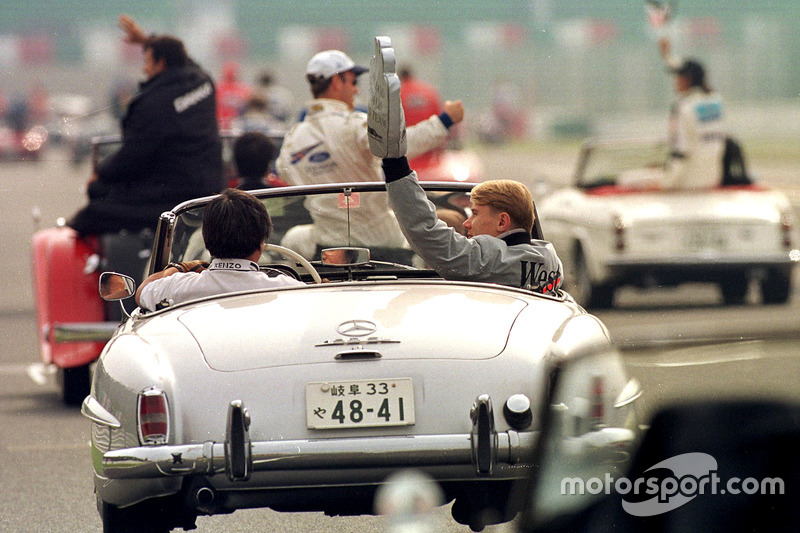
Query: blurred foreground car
[
  {"left": 81, "top": 182, "right": 641, "bottom": 532},
  {"left": 518, "top": 396, "right": 800, "bottom": 533},
  {"left": 537, "top": 137, "right": 799, "bottom": 309}
]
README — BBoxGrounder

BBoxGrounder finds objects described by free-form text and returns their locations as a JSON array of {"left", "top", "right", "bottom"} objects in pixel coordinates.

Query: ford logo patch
[{"left": 309, "top": 152, "right": 331, "bottom": 163}]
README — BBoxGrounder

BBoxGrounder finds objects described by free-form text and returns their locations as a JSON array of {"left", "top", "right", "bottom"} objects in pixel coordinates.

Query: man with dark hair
[
  {"left": 135, "top": 188, "right": 302, "bottom": 310},
  {"left": 657, "top": 36, "right": 725, "bottom": 189},
  {"left": 146, "top": 35, "right": 189, "bottom": 69},
  {"left": 69, "top": 15, "right": 223, "bottom": 236},
  {"left": 233, "top": 131, "right": 277, "bottom": 190}
]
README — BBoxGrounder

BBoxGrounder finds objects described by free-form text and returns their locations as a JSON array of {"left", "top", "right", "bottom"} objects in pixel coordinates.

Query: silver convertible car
[{"left": 81, "top": 181, "right": 642, "bottom": 532}]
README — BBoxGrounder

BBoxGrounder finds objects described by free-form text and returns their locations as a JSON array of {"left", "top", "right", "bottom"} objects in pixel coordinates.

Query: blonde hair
[{"left": 470, "top": 180, "right": 534, "bottom": 233}]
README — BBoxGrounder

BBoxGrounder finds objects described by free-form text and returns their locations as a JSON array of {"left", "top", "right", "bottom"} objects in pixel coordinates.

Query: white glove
[{"left": 368, "top": 36, "right": 407, "bottom": 158}]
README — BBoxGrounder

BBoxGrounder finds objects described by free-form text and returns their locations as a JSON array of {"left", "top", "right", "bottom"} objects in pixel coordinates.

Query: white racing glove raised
[{"left": 368, "top": 36, "right": 406, "bottom": 159}]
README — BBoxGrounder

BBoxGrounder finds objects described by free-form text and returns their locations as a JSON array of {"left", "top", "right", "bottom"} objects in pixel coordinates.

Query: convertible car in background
[
  {"left": 537, "top": 137, "right": 799, "bottom": 309},
  {"left": 81, "top": 181, "right": 641, "bottom": 532}
]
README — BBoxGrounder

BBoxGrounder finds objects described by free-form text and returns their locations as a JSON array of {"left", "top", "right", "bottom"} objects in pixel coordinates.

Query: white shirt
[
  {"left": 138, "top": 258, "right": 303, "bottom": 311},
  {"left": 276, "top": 98, "right": 451, "bottom": 248}
]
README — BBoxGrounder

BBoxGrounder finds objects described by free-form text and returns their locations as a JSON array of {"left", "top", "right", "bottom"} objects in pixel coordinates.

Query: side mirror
[
  {"left": 99, "top": 272, "right": 136, "bottom": 301},
  {"left": 321, "top": 247, "right": 370, "bottom": 267}
]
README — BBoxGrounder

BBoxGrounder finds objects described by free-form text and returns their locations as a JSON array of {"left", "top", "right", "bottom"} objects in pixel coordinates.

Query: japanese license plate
[
  {"left": 686, "top": 227, "right": 727, "bottom": 252},
  {"left": 306, "top": 378, "right": 415, "bottom": 429}
]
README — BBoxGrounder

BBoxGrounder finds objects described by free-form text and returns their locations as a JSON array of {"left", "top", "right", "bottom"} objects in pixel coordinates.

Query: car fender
[{"left": 30, "top": 226, "right": 106, "bottom": 368}]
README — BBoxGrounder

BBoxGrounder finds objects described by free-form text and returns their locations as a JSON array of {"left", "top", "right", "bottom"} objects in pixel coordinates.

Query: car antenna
[{"left": 344, "top": 187, "right": 353, "bottom": 247}]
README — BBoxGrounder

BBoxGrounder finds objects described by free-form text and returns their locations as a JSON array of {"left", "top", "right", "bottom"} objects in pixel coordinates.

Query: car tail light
[
  {"left": 589, "top": 375, "right": 605, "bottom": 426},
  {"left": 781, "top": 213, "right": 792, "bottom": 248},
  {"left": 138, "top": 387, "right": 169, "bottom": 445},
  {"left": 613, "top": 216, "right": 625, "bottom": 252}
]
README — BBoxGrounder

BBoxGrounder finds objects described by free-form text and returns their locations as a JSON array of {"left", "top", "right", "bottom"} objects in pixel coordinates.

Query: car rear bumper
[
  {"left": 101, "top": 431, "right": 535, "bottom": 478},
  {"left": 94, "top": 397, "right": 537, "bottom": 484},
  {"left": 603, "top": 256, "right": 796, "bottom": 285}
]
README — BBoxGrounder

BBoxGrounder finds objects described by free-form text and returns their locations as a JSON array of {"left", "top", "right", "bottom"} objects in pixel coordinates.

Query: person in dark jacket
[{"left": 69, "top": 15, "right": 223, "bottom": 236}]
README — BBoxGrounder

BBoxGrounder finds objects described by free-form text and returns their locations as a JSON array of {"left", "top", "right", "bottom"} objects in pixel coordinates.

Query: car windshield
[
  {"left": 578, "top": 139, "right": 670, "bottom": 188},
  {"left": 163, "top": 183, "right": 474, "bottom": 281},
  {"left": 91, "top": 131, "right": 285, "bottom": 186}
]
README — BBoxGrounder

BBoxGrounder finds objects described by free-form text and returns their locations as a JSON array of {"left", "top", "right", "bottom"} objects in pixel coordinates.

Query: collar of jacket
[
  {"left": 305, "top": 98, "right": 351, "bottom": 116},
  {"left": 500, "top": 229, "right": 532, "bottom": 246},
  {"left": 139, "top": 64, "right": 201, "bottom": 91}
]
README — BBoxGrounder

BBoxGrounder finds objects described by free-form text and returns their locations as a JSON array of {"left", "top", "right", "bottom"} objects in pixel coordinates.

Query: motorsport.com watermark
[{"left": 561, "top": 453, "right": 784, "bottom": 517}]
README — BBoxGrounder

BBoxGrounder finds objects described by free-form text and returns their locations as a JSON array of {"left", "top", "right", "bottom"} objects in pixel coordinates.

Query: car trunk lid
[
  {"left": 607, "top": 188, "right": 789, "bottom": 258},
  {"left": 176, "top": 284, "right": 548, "bottom": 372}
]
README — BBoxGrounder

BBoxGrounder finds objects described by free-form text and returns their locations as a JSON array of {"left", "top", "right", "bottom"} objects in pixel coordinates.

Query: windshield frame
[
  {"left": 575, "top": 137, "right": 671, "bottom": 189},
  {"left": 149, "top": 181, "right": 484, "bottom": 276}
]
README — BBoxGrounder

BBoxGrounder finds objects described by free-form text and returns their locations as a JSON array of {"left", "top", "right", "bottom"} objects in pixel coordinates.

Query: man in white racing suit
[
  {"left": 275, "top": 49, "right": 463, "bottom": 260},
  {"left": 659, "top": 37, "right": 725, "bottom": 190}
]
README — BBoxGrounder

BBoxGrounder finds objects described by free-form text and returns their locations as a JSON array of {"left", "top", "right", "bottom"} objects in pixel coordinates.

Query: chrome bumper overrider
[{"left": 99, "top": 397, "right": 536, "bottom": 482}]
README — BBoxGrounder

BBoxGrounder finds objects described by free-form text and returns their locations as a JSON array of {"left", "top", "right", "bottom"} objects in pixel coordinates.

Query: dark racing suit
[{"left": 70, "top": 59, "right": 223, "bottom": 236}]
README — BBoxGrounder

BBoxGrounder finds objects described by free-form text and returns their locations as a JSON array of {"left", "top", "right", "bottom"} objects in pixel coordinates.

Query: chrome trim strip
[
  {"left": 82, "top": 396, "right": 121, "bottom": 428},
  {"left": 100, "top": 431, "right": 537, "bottom": 480},
  {"left": 614, "top": 378, "right": 643, "bottom": 408},
  {"left": 53, "top": 321, "right": 120, "bottom": 343}
]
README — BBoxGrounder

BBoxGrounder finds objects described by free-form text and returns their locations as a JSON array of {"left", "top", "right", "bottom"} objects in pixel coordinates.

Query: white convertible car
[
  {"left": 537, "top": 137, "right": 799, "bottom": 308},
  {"left": 81, "top": 181, "right": 641, "bottom": 532}
]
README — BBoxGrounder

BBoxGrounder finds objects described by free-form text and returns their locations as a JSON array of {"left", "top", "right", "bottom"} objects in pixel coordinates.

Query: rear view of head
[
  {"left": 673, "top": 59, "right": 709, "bottom": 93},
  {"left": 234, "top": 132, "right": 276, "bottom": 180},
  {"left": 202, "top": 188, "right": 272, "bottom": 259},
  {"left": 470, "top": 180, "right": 534, "bottom": 233},
  {"left": 144, "top": 35, "right": 188, "bottom": 69}
]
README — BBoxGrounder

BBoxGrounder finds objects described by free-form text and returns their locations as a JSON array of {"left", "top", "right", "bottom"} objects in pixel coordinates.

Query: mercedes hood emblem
[{"left": 336, "top": 319, "right": 378, "bottom": 337}]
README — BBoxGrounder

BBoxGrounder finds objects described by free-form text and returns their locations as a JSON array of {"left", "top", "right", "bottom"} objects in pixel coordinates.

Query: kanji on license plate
[{"left": 306, "top": 378, "right": 415, "bottom": 429}]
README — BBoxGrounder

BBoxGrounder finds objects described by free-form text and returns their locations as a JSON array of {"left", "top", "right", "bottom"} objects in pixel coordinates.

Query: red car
[{"left": 30, "top": 131, "right": 283, "bottom": 405}]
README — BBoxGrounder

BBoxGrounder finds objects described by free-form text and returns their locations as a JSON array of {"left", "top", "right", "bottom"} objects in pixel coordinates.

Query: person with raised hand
[
  {"left": 370, "top": 36, "right": 563, "bottom": 294},
  {"left": 275, "top": 46, "right": 463, "bottom": 261}
]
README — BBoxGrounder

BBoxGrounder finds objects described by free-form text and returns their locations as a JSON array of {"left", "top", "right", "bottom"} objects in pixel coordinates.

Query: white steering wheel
[{"left": 263, "top": 244, "right": 322, "bottom": 284}]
